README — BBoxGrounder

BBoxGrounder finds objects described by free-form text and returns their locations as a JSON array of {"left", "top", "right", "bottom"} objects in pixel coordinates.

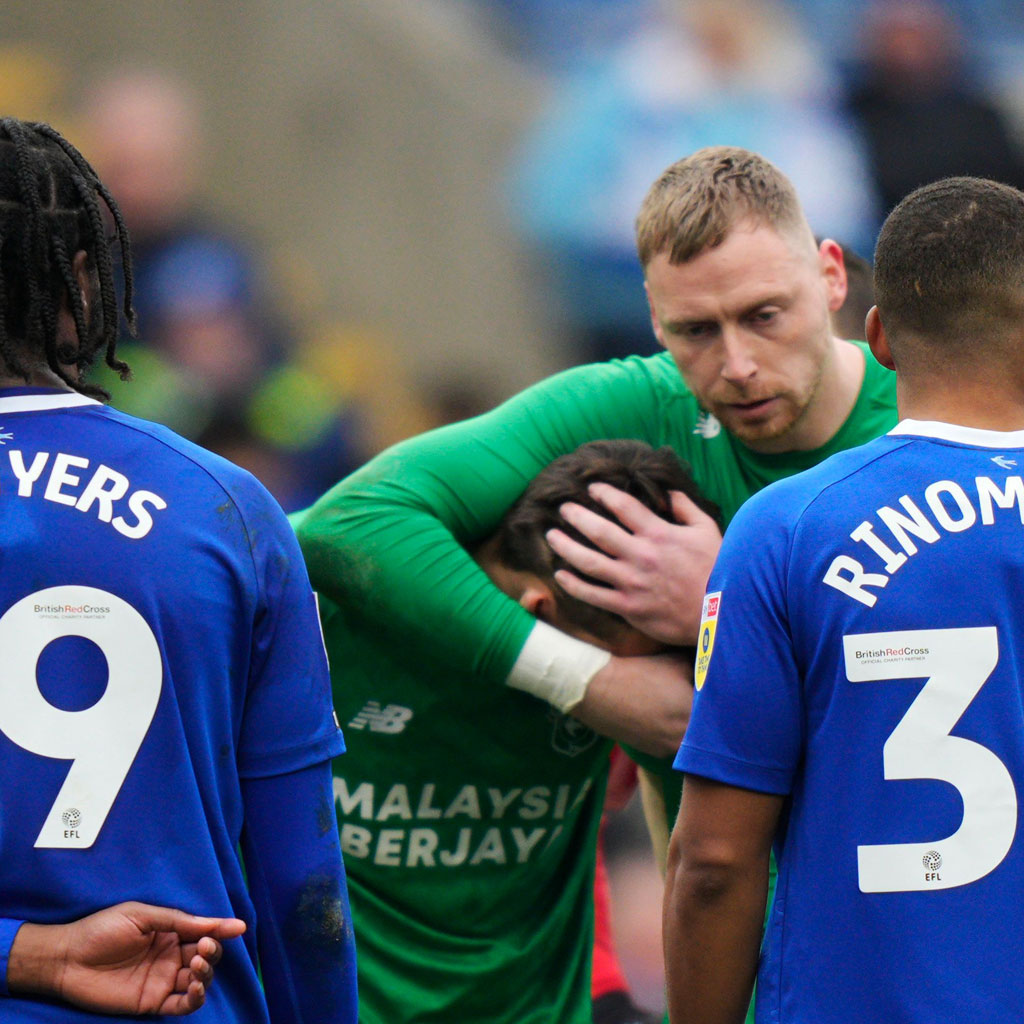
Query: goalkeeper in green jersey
[
  {"left": 298, "top": 146, "right": 897, "bottom": 1020},
  {"left": 310, "top": 440, "right": 712, "bottom": 1023},
  {"left": 299, "top": 144, "right": 895, "bottom": 756}
]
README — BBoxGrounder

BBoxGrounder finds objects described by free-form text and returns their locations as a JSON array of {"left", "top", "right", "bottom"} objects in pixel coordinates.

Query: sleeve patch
[{"left": 694, "top": 591, "right": 721, "bottom": 691}]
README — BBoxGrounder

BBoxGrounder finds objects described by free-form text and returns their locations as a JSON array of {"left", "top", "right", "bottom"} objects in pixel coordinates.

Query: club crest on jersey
[
  {"left": 548, "top": 708, "right": 599, "bottom": 757},
  {"left": 694, "top": 592, "right": 721, "bottom": 691}
]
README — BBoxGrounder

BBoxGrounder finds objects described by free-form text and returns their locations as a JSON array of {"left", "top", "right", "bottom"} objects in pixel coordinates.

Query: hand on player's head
[
  {"left": 487, "top": 440, "right": 720, "bottom": 649},
  {"left": 547, "top": 483, "right": 721, "bottom": 647}
]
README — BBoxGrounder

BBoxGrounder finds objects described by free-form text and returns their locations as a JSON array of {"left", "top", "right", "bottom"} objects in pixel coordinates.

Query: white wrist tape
[{"left": 505, "top": 620, "right": 611, "bottom": 713}]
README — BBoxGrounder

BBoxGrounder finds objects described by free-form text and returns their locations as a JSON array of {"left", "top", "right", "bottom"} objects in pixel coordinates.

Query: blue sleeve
[
  {"left": 241, "top": 761, "right": 357, "bottom": 1024},
  {"left": 0, "top": 918, "right": 24, "bottom": 997},
  {"left": 237, "top": 476, "right": 345, "bottom": 778},
  {"left": 674, "top": 487, "right": 805, "bottom": 795}
]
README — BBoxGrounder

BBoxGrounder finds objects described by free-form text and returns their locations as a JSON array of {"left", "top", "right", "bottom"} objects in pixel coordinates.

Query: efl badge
[{"left": 694, "top": 592, "right": 721, "bottom": 691}]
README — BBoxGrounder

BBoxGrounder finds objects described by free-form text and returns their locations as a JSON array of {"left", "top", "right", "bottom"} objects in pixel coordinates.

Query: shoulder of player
[
  {"left": 517, "top": 350, "right": 702, "bottom": 437},
  {"left": 92, "top": 403, "right": 281, "bottom": 515},
  {"left": 511, "top": 349, "right": 686, "bottom": 405},
  {"left": 733, "top": 435, "right": 907, "bottom": 537}
]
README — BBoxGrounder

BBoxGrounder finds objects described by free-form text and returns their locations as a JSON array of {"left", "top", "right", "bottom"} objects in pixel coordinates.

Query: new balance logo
[
  {"left": 347, "top": 701, "right": 414, "bottom": 734},
  {"left": 693, "top": 413, "right": 721, "bottom": 439}
]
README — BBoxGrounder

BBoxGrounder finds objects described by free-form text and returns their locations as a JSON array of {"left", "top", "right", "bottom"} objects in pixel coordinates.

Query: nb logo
[{"left": 347, "top": 701, "right": 413, "bottom": 734}]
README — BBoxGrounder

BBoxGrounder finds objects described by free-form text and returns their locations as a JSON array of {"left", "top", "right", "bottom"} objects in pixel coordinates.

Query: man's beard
[{"left": 710, "top": 359, "right": 826, "bottom": 447}]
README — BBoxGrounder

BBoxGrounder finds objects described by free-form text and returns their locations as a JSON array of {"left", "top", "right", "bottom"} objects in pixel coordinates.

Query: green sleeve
[{"left": 297, "top": 356, "right": 676, "bottom": 687}]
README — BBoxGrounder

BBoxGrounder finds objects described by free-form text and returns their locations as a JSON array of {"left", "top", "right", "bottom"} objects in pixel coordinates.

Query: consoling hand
[{"left": 547, "top": 483, "right": 722, "bottom": 646}]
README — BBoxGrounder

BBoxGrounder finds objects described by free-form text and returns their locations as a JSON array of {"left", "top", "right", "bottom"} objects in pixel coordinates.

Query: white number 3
[
  {"left": 0, "top": 585, "right": 162, "bottom": 849},
  {"left": 844, "top": 626, "right": 1017, "bottom": 893}
]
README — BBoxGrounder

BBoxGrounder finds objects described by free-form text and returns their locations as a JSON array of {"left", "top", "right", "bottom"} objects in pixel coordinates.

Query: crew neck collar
[
  {"left": 890, "top": 418, "right": 1024, "bottom": 449},
  {"left": 0, "top": 389, "right": 102, "bottom": 413}
]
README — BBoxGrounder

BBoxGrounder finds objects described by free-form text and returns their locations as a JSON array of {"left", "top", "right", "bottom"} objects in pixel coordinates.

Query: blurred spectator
[
  {"left": 846, "top": 1, "right": 1024, "bottom": 215},
  {"left": 508, "top": 0, "right": 879, "bottom": 363},
  {"left": 456, "top": 0, "right": 657, "bottom": 71},
  {"left": 79, "top": 71, "right": 288, "bottom": 417},
  {"left": 77, "top": 69, "right": 368, "bottom": 510},
  {"left": 786, "top": 0, "right": 1024, "bottom": 74}
]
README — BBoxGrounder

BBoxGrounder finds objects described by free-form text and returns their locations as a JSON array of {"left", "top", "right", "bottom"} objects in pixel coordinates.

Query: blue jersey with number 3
[
  {"left": 0, "top": 388, "right": 344, "bottom": 1022},
  {"left": 677, "top": 420, "right": 1024, "bottom": 1023}
]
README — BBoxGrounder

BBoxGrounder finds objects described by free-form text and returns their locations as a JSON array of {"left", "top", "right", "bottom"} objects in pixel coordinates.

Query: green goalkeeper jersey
[
  {"left": 315, "top": 591, "right": 612, "bottom": 1024},
  {"left": 297, "top": 345, "right": 897, "bottom": 1023}
]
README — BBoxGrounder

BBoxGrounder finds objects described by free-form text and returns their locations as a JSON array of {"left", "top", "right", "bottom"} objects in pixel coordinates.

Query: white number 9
[{"left": 0, "top": 585, "right": 162, "bottom": 849}]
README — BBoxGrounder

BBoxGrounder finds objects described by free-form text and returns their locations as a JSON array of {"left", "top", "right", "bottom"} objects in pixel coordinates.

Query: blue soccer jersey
[
  {"left": 0, "top": 388, "right": 347, "bottom": 1021},
  {"left": 676, "top": 419, "right": 1024, "bottom": 1023}
]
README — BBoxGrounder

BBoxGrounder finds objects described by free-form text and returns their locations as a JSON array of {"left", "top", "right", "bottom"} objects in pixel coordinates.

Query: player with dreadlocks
[
  {"left": 0, "top": 117, "right": 357, "bottom": 1022},
  {"left": 0, "top": 117, "right": 135, "bottom": 393}
]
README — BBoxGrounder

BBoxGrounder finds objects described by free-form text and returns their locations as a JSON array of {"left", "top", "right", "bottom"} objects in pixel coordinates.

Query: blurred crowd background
[{"left": 4, "top": 0, "right": 1024, "bottom": 1010}]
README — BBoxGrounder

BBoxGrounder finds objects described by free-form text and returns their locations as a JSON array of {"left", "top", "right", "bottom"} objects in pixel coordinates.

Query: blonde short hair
[{"left": 635, "top": 146, "right": 809, "bottom": 267}]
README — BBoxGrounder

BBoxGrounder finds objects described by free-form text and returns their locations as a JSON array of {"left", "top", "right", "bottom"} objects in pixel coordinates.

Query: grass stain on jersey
[{"left": 293, "top": 874, "right": 350, "bottom": 955}]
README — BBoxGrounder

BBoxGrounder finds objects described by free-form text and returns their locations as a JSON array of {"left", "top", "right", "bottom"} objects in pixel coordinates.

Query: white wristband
[{"left": 505, "top": 620, "right": 611, "bottom": 713}]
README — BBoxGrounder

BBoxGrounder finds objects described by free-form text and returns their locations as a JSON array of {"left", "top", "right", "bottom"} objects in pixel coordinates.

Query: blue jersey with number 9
[{"left": 0, "top": 388, "right": 344, "bottom": 1022}]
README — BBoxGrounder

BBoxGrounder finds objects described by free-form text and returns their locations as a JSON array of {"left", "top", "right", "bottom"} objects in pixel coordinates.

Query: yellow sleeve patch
[{"left": 694, "top": 591, "right": 721, "bottom": 691}]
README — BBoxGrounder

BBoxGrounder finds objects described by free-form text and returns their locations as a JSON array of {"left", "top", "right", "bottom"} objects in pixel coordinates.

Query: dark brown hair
[{"left": 495, "top": 440, "right": 720, "bottom": 642}]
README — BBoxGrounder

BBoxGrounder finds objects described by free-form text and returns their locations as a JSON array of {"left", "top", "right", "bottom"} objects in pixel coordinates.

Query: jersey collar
[
  {"left": 0, "top": 389, "right": 102, "bottom": 414},
  {"left": 890, "top": 418, "right": 1024, "bottom": 449}
]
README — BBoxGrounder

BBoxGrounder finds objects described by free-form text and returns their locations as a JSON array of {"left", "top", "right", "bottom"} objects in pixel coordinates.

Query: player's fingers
[
  {"left": 668, "top": 489, "right": 718, "bottom": 527},
  {"left": 195, "top": 934, "right": 225, "bottom": 966},
  {"left": 546, "top": 529, "right": 623, "bottom": 585},
  {"left": 161, "top": 977, "right": 207, "bottom": 1016},
  {"left": 189, "top": 948, "right": 216, "bottom": 987},
  {"left": 204, "top": 917, "right": 246, "bottom": 940},
  {"left": 185, "top": 979, "right": 207, "bottom": 1013},
  {"left": 123, "top": 903, "right": 246, "bottom": 943},
  {"left": 556, "top": 501, "right": 634, "bottom": 558},
  {"left": 587, "top": 482, "right": 670, "bottom": 534},
  {"left": 553, "top": 568, "right": 627, "bottom": 615}
]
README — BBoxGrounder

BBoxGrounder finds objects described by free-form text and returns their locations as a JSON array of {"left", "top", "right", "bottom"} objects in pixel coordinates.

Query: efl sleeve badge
[{"left": 694, "top": 591, "right": 721, "bottom": 691}]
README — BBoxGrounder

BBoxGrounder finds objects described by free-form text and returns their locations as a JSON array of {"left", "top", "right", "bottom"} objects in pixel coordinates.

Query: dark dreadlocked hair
[{"left": 0, "top": 117, "right": 136, "bottom": 397}]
